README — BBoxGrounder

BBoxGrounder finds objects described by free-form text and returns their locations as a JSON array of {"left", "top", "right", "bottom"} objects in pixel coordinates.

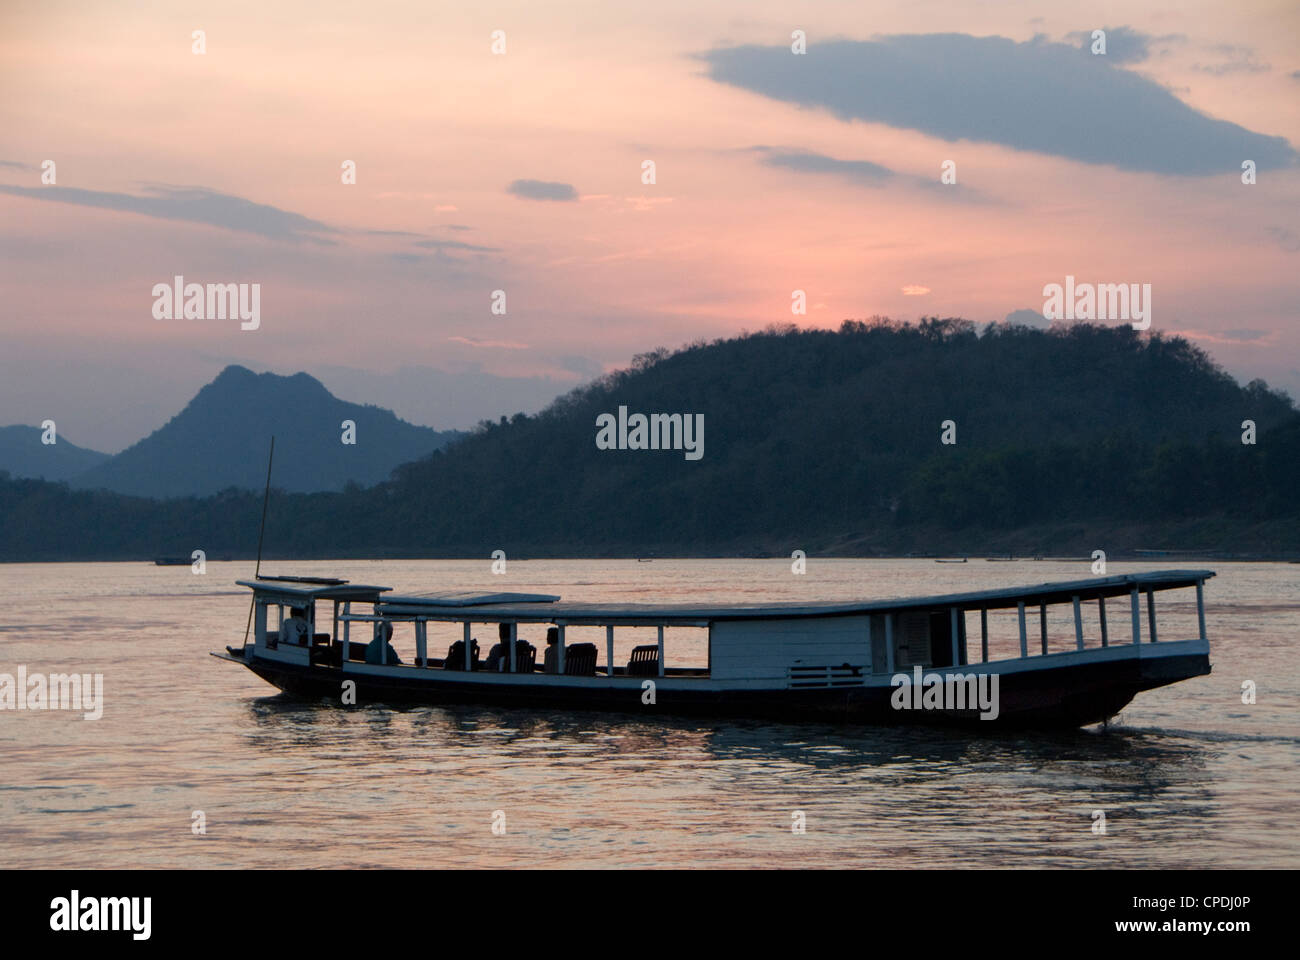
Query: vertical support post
[
  {"left": 509, "top": 622, "right": 517, "bottom": 673},
  {"left": 1196, "top": 581, "right": 1207, "bottom": 643},
  {"left": 980, "top": 608, "right": 988, "bottom": 663},
  {"left": 1017, "top": 602, "right": 1027, "bottom": 658},
  {"left": 557, "top": 624, "right": 566, "bottom": 673},
  {"left": 1039, "top": 603, "right": 1048, "bottom": 655},
  {"left": 885, "top": 616, "right": 895, "bottom": 674},
  {"left": 416, "top": 620, "right": 427, "bottom": 668},
  {"left": 333, "top": 600, "right": 339, "bottom": 647},
  {"left": 1072, "top": 595, "right": 1083, "bottom": 651},
  {"left": 1099, "top": 596, "right": 1108, "bottom": 647},
  {"left": 343, "top": 602, "right": 351, "bottom": 645},
  {"left": 1130, "top": 586, "right": 1141, "bottom": 644},
  {"left": 950, "top": 607, "right": 960, "bottom": 667},
  {"left": 1147, "top": 590, "right": 1158, "bottom": 643},
  {"left": 464, "top": 621, "right": 472, "bottom": 669},
  {"left": 606, "top": 624, "right": 615, "bottom": 677},
  {"left": 657, "top": 625, "right": 665, "bottom": 677}
]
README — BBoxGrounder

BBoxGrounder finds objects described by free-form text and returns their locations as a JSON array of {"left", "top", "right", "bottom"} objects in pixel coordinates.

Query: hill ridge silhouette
[{"left": 1, "top": 320, "right": 1296, "bottom": 560}]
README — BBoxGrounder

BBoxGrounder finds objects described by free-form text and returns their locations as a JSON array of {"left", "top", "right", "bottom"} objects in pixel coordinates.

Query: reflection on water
[{"left": 0, "top": 559, "right": 1297, "bottom": 867}]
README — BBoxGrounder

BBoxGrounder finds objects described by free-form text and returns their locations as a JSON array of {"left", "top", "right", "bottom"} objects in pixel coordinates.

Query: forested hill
[
  {"left": 370, "top": 319, "right": 1299, "bottom": 553},
  {"left": 2, "top": 319, "right": 1298, "bottom": 560}
]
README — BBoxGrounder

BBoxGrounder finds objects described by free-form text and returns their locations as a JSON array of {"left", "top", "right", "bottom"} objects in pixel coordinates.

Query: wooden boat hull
[{"left": 216, "top": 644, "right": 1209, "bottom": 729}]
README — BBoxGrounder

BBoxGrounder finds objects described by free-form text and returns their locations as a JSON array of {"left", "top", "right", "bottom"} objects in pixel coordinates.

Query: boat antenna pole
[
  {"left": 243, "top": 436, "right": 275, "bottom": 645},
  {"left": 254, "top": 435, "right": 275, "bottom": 580}
]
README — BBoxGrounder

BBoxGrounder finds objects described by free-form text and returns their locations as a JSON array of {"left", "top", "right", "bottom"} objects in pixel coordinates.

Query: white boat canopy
[
  {"left": 236, "top": 578, "right": 392, "bottom": 603},
  {"left": 366, "top": 570, "right": 1214, "bottom": 626},
  {"left": 381, "top": 591, "right": 561, "bottom": 608}
]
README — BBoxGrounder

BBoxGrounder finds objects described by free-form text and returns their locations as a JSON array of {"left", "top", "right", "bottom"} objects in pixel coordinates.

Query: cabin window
[
  {"left": 869, "top": 614, "right": 888, "bottom": 673},
  {"left": 255, "top": 601, "right": 285, "bottom": 647},
  {"left": 928, "top": 612, "right": 953, "bottom": 668},
  {"left": 896, "top": 613, "right": 931, "bottom": 668},
  {"left": 253, "top": 601, "right": 269, "bottom": 645}
]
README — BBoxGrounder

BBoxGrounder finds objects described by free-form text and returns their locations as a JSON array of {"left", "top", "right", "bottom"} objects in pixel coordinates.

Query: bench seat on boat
[
  {"left": 626, "top": 644, "right": 659, "bottom": 676},
  {"left": 323, "top": 640, "right": 370, "bottom": 666},
  {"left": 563, "top": 642, "right": 597, "bottom": 676},
  {"left": 543, "top": 642, "right": 599, "bottom": 675},
  {"left": 488, "top": 641, "right": 537, "bottom": 673}
]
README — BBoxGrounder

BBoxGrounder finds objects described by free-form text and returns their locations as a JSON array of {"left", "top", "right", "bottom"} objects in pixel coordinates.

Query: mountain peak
[
  {"left": 212, "top": 364, "right": 258, "bottom": 383},
  {"left": 68, "top": 366, "right": 459, "bottom": 497}
]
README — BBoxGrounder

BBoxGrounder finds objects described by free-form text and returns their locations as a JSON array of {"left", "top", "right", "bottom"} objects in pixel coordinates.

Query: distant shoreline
[{"left": 5, "top": 552, "right": 1297, "bottom": 564}]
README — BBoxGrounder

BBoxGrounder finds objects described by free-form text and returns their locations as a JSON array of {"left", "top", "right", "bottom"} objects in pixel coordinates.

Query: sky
[{"left": 2, "top": 0, "right": 1298, "bottom": 453}]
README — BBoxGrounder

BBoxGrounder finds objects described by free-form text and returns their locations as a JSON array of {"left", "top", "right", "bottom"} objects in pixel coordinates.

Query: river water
[{"left": 1, "top": 558, "right": 1296, "bottom": 868}]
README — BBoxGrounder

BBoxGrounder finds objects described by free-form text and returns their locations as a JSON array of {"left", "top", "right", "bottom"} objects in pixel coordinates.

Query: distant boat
[
  {"left": 935, "top": 558, "right": 968, "bottom": 563},
  {"left": 214, "top": 569, "right": 1215, "bottom": 728},
  {"left": 153, "top": 557, "right": 191, "bottom": 566}
]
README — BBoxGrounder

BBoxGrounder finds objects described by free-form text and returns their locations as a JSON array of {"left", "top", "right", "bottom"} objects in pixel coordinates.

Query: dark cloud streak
[
  {"left": 1064, "top": 26, "right": 1183, "bottom": 64},
  {"left": 0, "top": 183, "right": 337, "bottom": 242},
  {"left": 701, "top": 35, "right": 1296, "bottom": 175},
  {"left": 748, "top": 146, "right": 991, "bottom": 202},
  {"left": 754, "top": 147, "right": 893, "bottom": 182},
  {"left": 507, "top": 179, "right": 579, "bottom": 201}
]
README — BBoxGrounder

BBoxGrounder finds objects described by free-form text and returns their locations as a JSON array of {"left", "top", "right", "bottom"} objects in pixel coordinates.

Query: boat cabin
[{"left": 233, "top": 570, "right": 1213, "bottom": 690}]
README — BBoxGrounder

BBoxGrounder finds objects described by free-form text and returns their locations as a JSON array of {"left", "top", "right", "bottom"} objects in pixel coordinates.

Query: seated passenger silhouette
[
  {"left": 542, "top": 627, "right": 562, "bottom": 673},
  {"left": 485, "top": 623, "right": 513, "bottom": 672},
  {"left": 281, "top": 606, "right": 310, "bottom": 646},
  {"left": 445, "top": 638, "right": 480, "bottom": 670},
  {"left": 365, "top": 620, "right": 402, "bottom": 665}
]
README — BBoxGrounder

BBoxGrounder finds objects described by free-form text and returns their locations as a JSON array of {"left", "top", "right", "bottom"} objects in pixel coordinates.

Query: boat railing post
[
  {"left": 464, "top": 621, "right": 472, "bottom": 669},
  {"left": 416, "top": 619, "right": 427, "bottom": 668},
  {"left": 344, "top": 602, "right": 351, "bottom": 646},
  {"left": 1017, "top": 602, "right": 1027, "bottom": 658},
  {"left": 1147, "top": 590, "right": 1158, "bottom": 643},
  {"left": 885, "top": 616, "right": 895, "bottom": 674},
  {"left": 950, "top": 607, "right": 961, "bottom": 666},
  {"left": 1072, "top": 595, "right": 1083, "bottom": 651},
  {"left": 657, "top": 625, "right": 665, "bottom": 677},
  {"left": 1196, "top": 580, "right": 1207, "bottom": 643},
  {"left": 1039, "top": 603, "right": 1048, "bottom": 655},
  {"left": 557, "top": 624, "right": 566, "bottom": 674},
  {"left": 1099, "top": 596, "right": 1108, "bottom": 647},
  {"left": 1130, "top": 586, "right": 1141, "bottom": 644},
  {"left": 980, "top": 608, "right": 988, "bottom": 663},
  {"left": 605, "top": 624, "right": 614, "bottom": 678},
  {"left": 509, "top": 622, "right": 517, "bottom": 673}
]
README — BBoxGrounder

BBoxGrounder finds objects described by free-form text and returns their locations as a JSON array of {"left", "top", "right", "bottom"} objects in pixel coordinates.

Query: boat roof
[
  {"left": 382, "top": 591, "right": 561, "bottom": 607},
  {"left": 255, "top": 575, "right": 349, "bottom": 586},
  {"left": 237, "top": 578, "right": 392, "bottom": 602},
  {"left": 373, "top": 569, "right": 1215, "bottom": 626}
]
